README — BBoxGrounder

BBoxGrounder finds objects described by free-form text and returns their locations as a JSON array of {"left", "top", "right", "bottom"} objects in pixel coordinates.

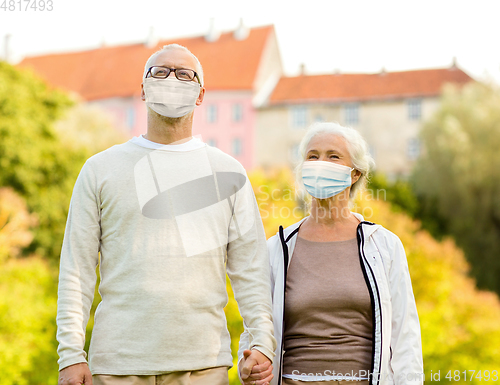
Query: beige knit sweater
[{"left": 56, "top": 137, "right": 276, "bottom": 374}]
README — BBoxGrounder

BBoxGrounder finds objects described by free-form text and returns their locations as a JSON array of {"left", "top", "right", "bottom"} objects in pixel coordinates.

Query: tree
[
  {"left": 411, "top": 81, "right": 500, "bottom": 294},
  {"left": 0, "top": 61, "right": 127, "bottom": 261},
  {"left": 0, "top": 61, "right": 84, "bottom": 260}
]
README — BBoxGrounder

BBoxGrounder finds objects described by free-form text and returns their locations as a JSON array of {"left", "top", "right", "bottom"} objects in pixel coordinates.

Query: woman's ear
[{"left": 352, "top": 170, "right": 361, "bottom": 184}]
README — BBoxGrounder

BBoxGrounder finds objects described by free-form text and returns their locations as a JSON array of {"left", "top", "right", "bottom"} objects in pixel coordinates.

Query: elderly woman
[{"left": 238, "top": 122, "right": 423, "bottom": 385}]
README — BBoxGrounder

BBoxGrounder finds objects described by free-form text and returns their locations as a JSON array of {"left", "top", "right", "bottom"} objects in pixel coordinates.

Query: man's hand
[
  {"left": 239, "top": 349, "right": 273, "bottom": 385},
  {"left": 58, "top": 362, "right": 93, "bottom": 385}
]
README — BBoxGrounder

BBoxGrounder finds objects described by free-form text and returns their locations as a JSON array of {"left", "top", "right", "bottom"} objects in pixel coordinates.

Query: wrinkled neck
[
  {"left": 309, "top": 187, "right": 352, "bottom": 225},
  {"left": 145, "top": 109, "right": 193, "bottom": 145}
]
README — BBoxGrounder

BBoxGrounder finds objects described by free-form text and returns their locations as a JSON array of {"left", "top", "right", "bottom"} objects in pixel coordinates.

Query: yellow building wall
[{"left": 255, "top": 97, "right": 441, "bottom": 178}]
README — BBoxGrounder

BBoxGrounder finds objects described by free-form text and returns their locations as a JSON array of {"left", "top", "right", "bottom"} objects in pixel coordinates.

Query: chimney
[
  {"left": 334, "top": 68, "right": 341, "bottom": 75},
  {"left": 299, "top": 63, "right": 306, "bottom": 76},
  {"left": 379, "top": 66, "right": 387, "bottom": 76},
  {"left": 4, "top": 34, "right": 11, "bottom": 62},
  {"left": 233, "top": 18, "right": 249, "bottom": 40},
  {"left": 450, "top": 56, "right": 457, "bottom": 70},
  {"left": 205, "top": 18, "right": 220, "bottom": 42},
  {"left": 145, "top": 26, "right": 159, "bottom": 48}
]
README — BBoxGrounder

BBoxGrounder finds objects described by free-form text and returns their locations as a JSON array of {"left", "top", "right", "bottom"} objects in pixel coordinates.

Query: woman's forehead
[{"left": 307, "top": 133, "right": 348, "bottom": 152}]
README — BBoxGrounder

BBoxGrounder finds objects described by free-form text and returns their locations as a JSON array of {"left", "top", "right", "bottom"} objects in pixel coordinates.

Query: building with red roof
[
  {"left": 18, "top": 24, "right": 473, "bottom": 176},
  {"left": 19, "top": 23, "right": 283, "bottom": 169},
  {"left": 256, "top": 65, "right": 473, "bottom": 177}
]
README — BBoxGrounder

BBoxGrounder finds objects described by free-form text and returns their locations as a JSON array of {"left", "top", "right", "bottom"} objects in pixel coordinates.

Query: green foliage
[
  {"left": 0, "top": 257, "right": 59, "bottom": 385},
  {"left": 249, "top": 168, "right": 305, "bottom": 238},
  {"left": 0, "top": 188, "right": 58, "bottom": 385},
  {"left": 0, "top": 62, "right": 127, "bottom": 261},
  {"left": 411, "top": 81, "right": 500, "bottom": 294},
  {"left": 0, "top": 61, "right": 87, "bottom": 260},
  {"left": 368, "top": 173, "right": 419, "bottom": 217}
]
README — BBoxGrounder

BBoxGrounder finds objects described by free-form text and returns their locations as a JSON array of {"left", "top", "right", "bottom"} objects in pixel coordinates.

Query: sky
[{"left": 1, "top": 0, "right": 499, "bottom": 83}]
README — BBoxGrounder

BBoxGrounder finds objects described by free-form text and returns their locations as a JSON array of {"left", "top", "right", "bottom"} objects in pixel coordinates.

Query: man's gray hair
[
  {"left": 143, "top": 43, "right": 204, "bottom": 85},
  {"left": 296, "top": 122, "right": 375, "bottom": 199}
]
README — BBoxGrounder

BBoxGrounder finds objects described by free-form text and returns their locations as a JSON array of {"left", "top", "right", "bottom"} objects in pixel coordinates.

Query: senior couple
[{"left": 57, "top": 44, "right": 423, "bottom": 385}]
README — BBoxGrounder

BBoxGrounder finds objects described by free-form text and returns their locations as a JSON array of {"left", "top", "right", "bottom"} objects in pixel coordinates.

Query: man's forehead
[{"left": 151, "top": 49, "right": 197, "bottom": 69}]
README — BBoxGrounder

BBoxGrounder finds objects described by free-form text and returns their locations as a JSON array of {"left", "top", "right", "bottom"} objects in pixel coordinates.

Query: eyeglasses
[{"left": 146, "top": 66, "right": 201, "bottom": 85}]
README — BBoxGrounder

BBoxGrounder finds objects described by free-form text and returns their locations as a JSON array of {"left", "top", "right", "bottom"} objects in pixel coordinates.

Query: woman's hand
[{"left": 239, "top": 349, "right": 274, "bottom": 385}]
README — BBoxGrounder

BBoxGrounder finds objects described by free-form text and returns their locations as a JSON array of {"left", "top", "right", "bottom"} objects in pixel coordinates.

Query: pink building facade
[{"left": 193, "top": 91, "right": 254, "bottom": 169}]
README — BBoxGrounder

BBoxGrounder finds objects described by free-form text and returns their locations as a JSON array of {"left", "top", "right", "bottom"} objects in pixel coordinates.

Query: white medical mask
[
  {"left": 302, "top": 160, "right": 355, "bottom": 199},
  {"left": 143, "top": 77, "right": 201, "bottom": 118}
]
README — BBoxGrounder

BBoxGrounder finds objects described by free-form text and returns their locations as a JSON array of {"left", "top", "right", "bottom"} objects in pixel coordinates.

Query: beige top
[
  {"left": 283, "top": 236, "right": 373, "bottom": 377},
  {"left": 56, "top": 139, "right": 276, "bottom": 374}
]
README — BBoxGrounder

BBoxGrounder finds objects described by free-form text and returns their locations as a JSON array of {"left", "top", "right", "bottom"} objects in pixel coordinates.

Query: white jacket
[{"left": 238, "top": 213, "right": 423, "bottom": 385}]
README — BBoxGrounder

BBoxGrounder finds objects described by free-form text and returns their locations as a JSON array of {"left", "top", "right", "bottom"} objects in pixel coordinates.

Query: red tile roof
[
  {"left": 18, "top": 25, "right": 274, "bottom": 101},
  {"left": 269, "top": 67, "right": 473, "bottom": 104}
]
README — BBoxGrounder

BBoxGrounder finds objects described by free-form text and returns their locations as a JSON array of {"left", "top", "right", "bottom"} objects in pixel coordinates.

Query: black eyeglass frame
[{"left": 146, "top": 66, "right": 201, "bottom": 85}]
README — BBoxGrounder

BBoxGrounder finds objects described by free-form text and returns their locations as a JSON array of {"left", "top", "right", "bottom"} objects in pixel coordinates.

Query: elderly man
[{"left": 57, "top": 44, "right": 275, "bottom": 385}]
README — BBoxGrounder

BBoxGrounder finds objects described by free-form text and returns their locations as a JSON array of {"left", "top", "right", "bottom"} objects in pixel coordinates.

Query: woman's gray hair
[
  {"left": 296, "top": 122, "right": 375, "bottom": 199},
  {"left": 143, "top": 43, "right": 204, "bottom": 86}
]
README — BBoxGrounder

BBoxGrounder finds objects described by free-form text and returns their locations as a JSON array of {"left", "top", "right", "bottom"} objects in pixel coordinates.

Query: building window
[
  {"left": 408, "top": 99, "right": 422, "bottom": 121},
  {"left": 207, "top": 105, "right": 217, "bottom": 123},
  {"left": 232, "top": 138, "right": 242, "bottom": 156},
  {"left": 344, "top": 103, "right": 359, "bottom": 125},
  {"left": 407, "top": 138, "right": 421, "bottom": 160},
  {"left": 290, "top": 106, "right": 307, "bottom": 128},
  {"left": 232, "top": 103, "right": 243, "bottom": 122},
  {"left": 126, "top": 107, "right": 135, "bottom": 129},
  {"left": 207, "top": 139, "right": 217, "bottom": 148}
]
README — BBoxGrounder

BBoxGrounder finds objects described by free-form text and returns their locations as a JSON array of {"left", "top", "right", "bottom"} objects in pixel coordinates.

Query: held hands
[
  {"left": 58, "top": 362, "right": 93, "bottom": 385},
  {"left": 239, "top": 349, "right": 274, "bottom": 385}
]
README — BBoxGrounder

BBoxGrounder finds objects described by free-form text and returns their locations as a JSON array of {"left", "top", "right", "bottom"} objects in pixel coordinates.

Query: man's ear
[
  {"left": 196, "top": 86, "right": 206, "bottom": 106},
  {"left": 141, "top": 83, "right": 145, "bottom": 101}
]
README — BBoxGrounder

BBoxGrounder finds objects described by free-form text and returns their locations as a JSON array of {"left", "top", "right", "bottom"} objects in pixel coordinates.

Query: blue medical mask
[{"left": 302, "top": 161, "right": 355, "bottom": 199}]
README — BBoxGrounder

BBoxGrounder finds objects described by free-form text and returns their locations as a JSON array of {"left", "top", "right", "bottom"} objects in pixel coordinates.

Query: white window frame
[
  {"left": 407, "top": 138, "right": 421, "bottom": 160},
  {"left": 232, "top": 103, "right": 243, "bottom": 122},
  {"left": 344, "top": 103, "right": 360, "bottom": 125},
  {"left": 232, "top": 138, "right": 242, "bottom": 156},
  {"left": 290, "top": 106, "right": 308, "bottom": 128},
  {"left": 408, "top": 99, "right": 422, "bottom": 121},
  {"left": 207, "top": 104, "right": 217, "bottom": 123}
]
